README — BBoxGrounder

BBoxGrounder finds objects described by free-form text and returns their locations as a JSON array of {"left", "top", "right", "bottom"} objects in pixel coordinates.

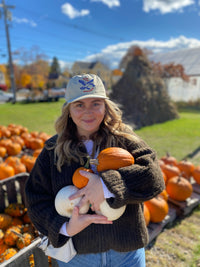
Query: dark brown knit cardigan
[{"left": 25, "top": 134, "right": 165, "bottom": 254}]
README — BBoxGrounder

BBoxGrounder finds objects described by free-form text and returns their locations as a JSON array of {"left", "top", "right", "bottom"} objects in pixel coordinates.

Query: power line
[{"left": 16, "top": 5, "right": 125, "bottom": 42}]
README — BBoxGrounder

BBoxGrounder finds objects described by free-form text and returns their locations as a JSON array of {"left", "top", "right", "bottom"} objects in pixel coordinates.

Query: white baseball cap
[{"left": 65, "top": 74, "right": 108, "bottom": 104}]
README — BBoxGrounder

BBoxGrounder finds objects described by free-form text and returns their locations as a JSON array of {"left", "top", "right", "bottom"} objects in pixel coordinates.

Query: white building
[{"left": 150, "top": 47, "right": 200, "bottom": 101}]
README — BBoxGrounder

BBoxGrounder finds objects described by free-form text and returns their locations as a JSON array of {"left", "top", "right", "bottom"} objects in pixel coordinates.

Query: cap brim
[{"left": 67, "top": 95, "right": 108, "bottom": 104}]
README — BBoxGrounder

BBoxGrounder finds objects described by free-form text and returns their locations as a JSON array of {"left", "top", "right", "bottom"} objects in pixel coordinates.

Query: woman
[{"left": 25, "top": 73, "right": 165, "bottom": 267}]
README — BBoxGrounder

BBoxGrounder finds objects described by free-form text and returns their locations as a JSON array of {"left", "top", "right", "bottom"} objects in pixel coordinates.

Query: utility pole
[{"left": 0, "top": 0, "right": 16, "bottom": 103}]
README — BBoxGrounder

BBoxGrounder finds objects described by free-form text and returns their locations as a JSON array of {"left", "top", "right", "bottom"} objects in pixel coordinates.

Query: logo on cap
[{"left": 78, "top": 77, "right": 95, "bottom": 93}]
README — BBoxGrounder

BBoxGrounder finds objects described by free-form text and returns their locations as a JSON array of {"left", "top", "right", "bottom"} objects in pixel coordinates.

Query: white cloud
[
  {"left": 61, "top": 3, "right": 90, "bottom": 19},
  {"left": 143, "top": 0, "right": 195, "bottom": 14},
  {"left": 83, "top": 35, "right": 200, "bottom": 69},
  {"left": 91, "top": 0, "right": 120, "bottom": 8},
  {"left": 13, "top": 17, "right": 37, "bottom": 27}
]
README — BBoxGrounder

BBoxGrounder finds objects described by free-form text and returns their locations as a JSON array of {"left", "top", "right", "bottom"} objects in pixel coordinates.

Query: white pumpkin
[
  {"left": 96, "top": 201, "right": 126, "bottom": 221},
  {"left": 55, "top": 185, "right": 90, "bottom": 217}
]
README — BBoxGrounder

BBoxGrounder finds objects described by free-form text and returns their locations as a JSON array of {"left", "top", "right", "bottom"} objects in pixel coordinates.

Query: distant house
[
  {"left": 0, "top": 71, "right": 7, "bottom": 91},
  {"left": 71, "top": 61, "right": 111, "bottom": 89},
  {"left": 150, "top": 47, "right": 200, "bottom": 101}
]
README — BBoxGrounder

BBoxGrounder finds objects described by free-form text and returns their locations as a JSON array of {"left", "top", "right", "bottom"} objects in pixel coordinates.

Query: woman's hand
[
  {"left": 66, "top": 206, "right": 113, "bottom": 236},
  {"left": 69, "top": 170, "right": 105, "bottom": 211}
]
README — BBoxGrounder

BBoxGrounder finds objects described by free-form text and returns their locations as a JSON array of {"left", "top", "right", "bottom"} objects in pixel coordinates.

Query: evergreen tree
[{"left": 49, "top": 57, "right": 61, "bottom": 79}]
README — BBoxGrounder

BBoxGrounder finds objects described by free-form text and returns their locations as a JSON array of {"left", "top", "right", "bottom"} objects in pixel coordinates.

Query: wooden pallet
[
  {"left": 189, "top": 177, "right": 200, "bottom": 194},
  {"left": 168, "top": 191, "right": 200, "bottom": 216},
  {"left": 147, "top": 207, "right": 177, "bottom": 244}
]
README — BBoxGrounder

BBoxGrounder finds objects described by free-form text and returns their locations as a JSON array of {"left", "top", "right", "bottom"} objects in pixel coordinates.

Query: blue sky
[{"left": 1, "top": 0, "right": 200, "bottom": 70}]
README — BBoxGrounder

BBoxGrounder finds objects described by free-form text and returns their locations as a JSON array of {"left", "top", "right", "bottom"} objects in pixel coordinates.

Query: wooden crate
[
  {"left": 168, "top": 192, "right": 200, "bottom": 216},
  {"left": 147, "top": 207, "right": 177, "bottom": 244},
  {"left": 0, "top": 174, "right": 58, "bottom": 267}
]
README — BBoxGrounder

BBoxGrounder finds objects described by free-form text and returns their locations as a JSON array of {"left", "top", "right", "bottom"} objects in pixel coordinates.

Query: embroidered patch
[{"left": 78, "top": 78, "right": 95, "bottom": 92}]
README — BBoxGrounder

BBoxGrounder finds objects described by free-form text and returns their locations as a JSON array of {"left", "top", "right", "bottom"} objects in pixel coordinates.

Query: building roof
[
  {"left": 149, "top": 47, "right": 200, "bottom": 76},
  {"left": 73, "top": 61, "right": 109, "bottom": 70}
]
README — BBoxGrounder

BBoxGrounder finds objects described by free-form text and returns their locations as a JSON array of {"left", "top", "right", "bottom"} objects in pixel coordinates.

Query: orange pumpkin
[
  {"left": 0, "top": 128, "right": 11, "bottom": 138},
  {"left": 192, "top": 166, "right": 200, "bottom": 184},
  {"left": 4, "top": 226, "right": 21, "bottom": 246},
  {"left": 0, "top": 229, "right": 4, "bottom": 245},
  {"left": 5, "top": 156, "right": 26, "bottom": 174},
  {"left": 166, "top": 175, "right": 193, "bottom": 201},
  {"left": 16, "top": 233, "right": 33, "bottom": 249},
  {"left": 0, "top": 244, "right": 9, "bottom": 256},
  {"left": 0, "top": 162, "right": 15, "bottom": 180},
  {"left": 161, "top": 164, "right": 181, "bottom": 182},
  {"left": 0, "top": 213, "right": 13, "bottom": 229},
  {"left": 144, "top": 196, "right": 169, "bottom": 223},
  {"left": 161, "top": 153, "right": 177, "bottom": 166},
  {"left": 0, "top": 146, "right": 7, "bottom": 158},
  {"left": 0, "top": 248, "right": 18, "bottom": 263},
  {"left": 5, "top": 203, "right": 25, "bottom": 217},
  {"left": 176, "top": 160, "right": 195, "bottom": 179},
  {"left": 29, "top": 138, "right": 44, "bottom": 150},
  {"left": 90, "top": 147, "right": 135, "bottom": 172},
  {"left": 38, "top": 132, "right": 51, "bottom": 142},
  {"left": 143, "top": 203, "right": 150, "bottom": 226},
  {"left": 10, "top": 136, "right": 25, "bottom": 148},
  {"left": 33, "top": 148, "right": 42, "bottom": 157},
  {"left": 6, "top": 142, "right": 22, "bottom": 156},
  {"left": 158, "top": 189, "right": 168, "bottom": 201},
  {"left": 21, "top": 155, "right": 36, "bottom": 172},
  {"left": 0, "top": 139, "right": 12, "bottom": 149},
  {"left": 72, "top": 167, "right": 93, "bottom": 189}
]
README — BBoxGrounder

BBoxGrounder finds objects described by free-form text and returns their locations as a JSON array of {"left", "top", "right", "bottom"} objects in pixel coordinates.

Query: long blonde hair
[{"left": 53, "top": 99, "right": 138, "bottom": 172}]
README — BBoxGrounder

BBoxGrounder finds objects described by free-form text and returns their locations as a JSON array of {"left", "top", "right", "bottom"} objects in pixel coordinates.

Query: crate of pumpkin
[{"left": 0, "top": 173, "right": 58, "bottom": 267}]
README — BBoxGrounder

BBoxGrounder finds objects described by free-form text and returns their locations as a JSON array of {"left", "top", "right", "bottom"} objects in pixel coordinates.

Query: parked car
[{"left": 0, "top": 90, "right": 13, "bottom": 102}]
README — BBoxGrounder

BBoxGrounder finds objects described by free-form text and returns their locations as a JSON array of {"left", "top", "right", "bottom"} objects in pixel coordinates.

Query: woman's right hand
[{"left": 66, "top": 206, "right": 113, "bottom": 236}]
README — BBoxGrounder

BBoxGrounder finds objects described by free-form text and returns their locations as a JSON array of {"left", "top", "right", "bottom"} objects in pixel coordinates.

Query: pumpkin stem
[
  {"left": 90, "top": 158, "right": 98, "bottom": 166},
  {"left": 84, "top": 156, "right": 91, "bottom": 169}
]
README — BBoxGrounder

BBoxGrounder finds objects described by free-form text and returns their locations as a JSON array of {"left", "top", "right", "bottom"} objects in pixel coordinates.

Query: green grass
[
  {"left": 0, "top": 99, "right": 65, "bottom": 135},
  {"left": 136, "top": 112, "right": 200, "bottom": 163},
  {"left": 1, "top": 101, "right": 200, "bottom": 164}
]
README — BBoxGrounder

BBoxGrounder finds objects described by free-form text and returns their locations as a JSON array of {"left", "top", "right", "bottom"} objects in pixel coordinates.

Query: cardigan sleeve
[
  {"left": 100, "top": 136, "right": 165, "bottom": 209},
  {"left": 25, "top": 147, "right": 70, "bottom": 248}
]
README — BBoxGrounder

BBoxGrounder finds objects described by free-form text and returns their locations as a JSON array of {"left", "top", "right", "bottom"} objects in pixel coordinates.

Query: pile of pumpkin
[
  {"left": 0, "top": 124, "right": 51, "bottom": 180},
  {"left": 144, "top": 154, "right": 200, "bottom": 227},
  {"left": 0, "top": 203, "right": 38, "bottom": 263}
]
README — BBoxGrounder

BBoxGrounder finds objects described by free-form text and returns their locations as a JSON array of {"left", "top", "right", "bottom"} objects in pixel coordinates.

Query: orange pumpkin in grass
[{"left": 90, "top": 147, "right": 135, "bottom": 172}]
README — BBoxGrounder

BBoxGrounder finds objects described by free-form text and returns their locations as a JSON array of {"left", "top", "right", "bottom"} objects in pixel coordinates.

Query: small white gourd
[
  {"left": 96, "top": 201, "right": 126, "bottom": 221},
  {"left": 55, "top": 185, "right": 90, "bottom": 217}
]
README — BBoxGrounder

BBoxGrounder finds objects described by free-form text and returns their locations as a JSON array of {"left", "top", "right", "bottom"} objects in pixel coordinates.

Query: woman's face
[{"left": 69, "top": 98, "right": 106, "bottom": 139}]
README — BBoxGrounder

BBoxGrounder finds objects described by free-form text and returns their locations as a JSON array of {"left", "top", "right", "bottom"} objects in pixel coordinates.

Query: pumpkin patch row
[
  {"left": 0, "top": 124, "right": 52, "bottom": 180},
  {"left": 143, "top": 153, "right": 200, "bottom": 227}
]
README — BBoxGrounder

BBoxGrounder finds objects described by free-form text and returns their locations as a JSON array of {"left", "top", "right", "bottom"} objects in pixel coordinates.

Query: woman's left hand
[{"left": 69, "top": 170, "right": 104, "bottom": 211}]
